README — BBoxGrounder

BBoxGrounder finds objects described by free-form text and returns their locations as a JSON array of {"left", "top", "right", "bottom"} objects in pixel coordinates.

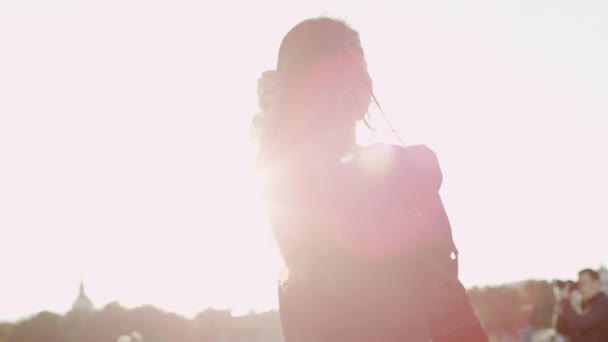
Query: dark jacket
[
  {"left": 270, "top": 144, "right": 488, "bottom": 342},
  {"left": 557, "top": 292, "right": 608, "bottom": 342}
]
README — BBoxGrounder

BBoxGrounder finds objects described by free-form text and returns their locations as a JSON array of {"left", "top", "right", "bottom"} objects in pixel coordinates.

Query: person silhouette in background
[
  {"left": 253, "top": 17, "right": 488, "bottom": 342},
  {"left": 556, "top": 269, "right": 608, "bottom": 342}
]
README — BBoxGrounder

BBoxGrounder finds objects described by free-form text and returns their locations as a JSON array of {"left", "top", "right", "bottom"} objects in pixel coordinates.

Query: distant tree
[
  {"left": 8, "top": 311, "right": 65, "bottom": 342},
  {"left": 125, "top": 305, "right": 194, "bottom": 342},
  {"left": 530, "top": 281, "right": 556, "bottom": 329},
  {"left": 468, "top": 283, "right": 541, "bottom": 338},
  {"left": 193, "top": 308, "right": 235, "bottom": 341},
  {"left": 0, "top": 323, "right": 14, "bottom": 342},
  {"left": 75, "top": 301, "right": 130, "bottom": 342},
  {"left": 233, "top": 311, "right": 283, "bottom": 342}
]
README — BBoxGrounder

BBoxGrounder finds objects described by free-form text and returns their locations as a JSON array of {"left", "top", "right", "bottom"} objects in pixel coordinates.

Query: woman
[{"left": 253, "top": 17, "right": 488, "bottom": 342}]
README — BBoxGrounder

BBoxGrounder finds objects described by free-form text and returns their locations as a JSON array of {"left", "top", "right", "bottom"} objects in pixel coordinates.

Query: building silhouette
[
  {"left": 71, "top": 280, "right": 93, "bottom": 313},
  {"left": 599, "top": 264, "right": 608, "bottom": 294}
]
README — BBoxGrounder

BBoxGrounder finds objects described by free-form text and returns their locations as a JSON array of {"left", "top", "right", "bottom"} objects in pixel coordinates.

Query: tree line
[{"left": 0, "top": 280, "right": 556, "bottom": 342}]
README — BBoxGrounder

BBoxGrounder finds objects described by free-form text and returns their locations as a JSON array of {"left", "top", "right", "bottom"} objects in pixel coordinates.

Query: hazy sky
[{"left": 1, "top": 0, "right": 606, "bottom": 322}]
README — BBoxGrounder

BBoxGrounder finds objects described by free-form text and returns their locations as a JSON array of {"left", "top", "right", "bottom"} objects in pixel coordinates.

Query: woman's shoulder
[
  {"left": 355, "top": 143, "right": 443, "bottom": 190},
  {"left": 355, "top": 143, "right": 440, "bottom": 170}
]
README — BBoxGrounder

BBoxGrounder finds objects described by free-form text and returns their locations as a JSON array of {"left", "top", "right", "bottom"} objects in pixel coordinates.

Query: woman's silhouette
[{"left": 253, "top": 18, "right": 488, "bottom": 342}]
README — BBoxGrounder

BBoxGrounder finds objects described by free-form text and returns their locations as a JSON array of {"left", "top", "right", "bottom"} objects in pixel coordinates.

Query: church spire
[
  {"left": 79, "top": 276, "right": 85, "bottom": 295},
  {"left": 72, "top": 276, "right": 93, "bottom": 313}
]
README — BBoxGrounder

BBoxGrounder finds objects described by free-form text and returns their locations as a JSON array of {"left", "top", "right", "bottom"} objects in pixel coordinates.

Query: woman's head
[
  {"left": 255, "top": 18, "right": 372, "bottom": 166},
  {"left": 279, "top": 17, "right": 371, "bottom": 122}
]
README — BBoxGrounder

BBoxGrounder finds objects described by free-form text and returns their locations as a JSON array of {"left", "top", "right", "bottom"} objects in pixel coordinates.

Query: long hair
[
  {"left": 253, "top": 18, "right": 372, "bottom": 171},
  {"left": 253, "top": 18, "right": 374, "bottom": 284}
]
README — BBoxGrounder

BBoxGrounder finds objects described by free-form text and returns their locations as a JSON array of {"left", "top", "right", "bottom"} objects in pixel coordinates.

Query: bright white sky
[{"left": 0, "top": 0, "right": 606, "bottom": 322}]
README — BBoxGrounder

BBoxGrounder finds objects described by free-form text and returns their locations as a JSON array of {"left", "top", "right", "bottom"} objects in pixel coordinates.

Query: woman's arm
[
  {"left": 424, "top": 196, "right": 488, "bottom": 342},
  {"left": 404, "top": 145, "right": 488, "bottom": 342}
]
